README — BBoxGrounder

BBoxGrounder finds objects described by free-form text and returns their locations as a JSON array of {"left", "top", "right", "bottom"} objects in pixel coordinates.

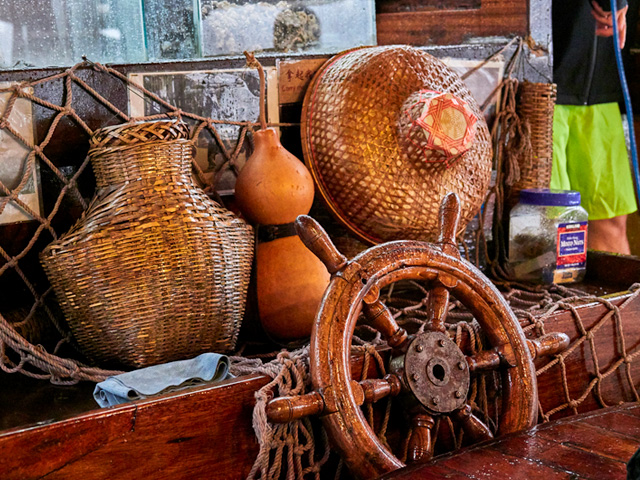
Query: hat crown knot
[{"left": 398, "top": 89, "right": 478, "bottom": 166}]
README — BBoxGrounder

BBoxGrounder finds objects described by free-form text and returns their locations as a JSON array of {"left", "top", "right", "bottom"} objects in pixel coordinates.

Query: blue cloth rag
[{"left": 93, "top": 353, "right": 231, "bottom": 407}]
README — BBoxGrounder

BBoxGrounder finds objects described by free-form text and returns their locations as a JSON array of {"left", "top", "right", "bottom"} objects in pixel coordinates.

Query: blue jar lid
[{"left": 519, "top": 188, "right": 581, "bottom": 206}]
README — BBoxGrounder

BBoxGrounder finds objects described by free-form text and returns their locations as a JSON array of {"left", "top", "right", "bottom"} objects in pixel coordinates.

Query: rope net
[
  {"left": 0, "top": 59, "right": 259, "bottom": 382},
  {"left": 0, "top": 54, "right": 639, "bottom": 480},
  {"left": 230, "top": 282, "right": 640, "bottom": 480}
]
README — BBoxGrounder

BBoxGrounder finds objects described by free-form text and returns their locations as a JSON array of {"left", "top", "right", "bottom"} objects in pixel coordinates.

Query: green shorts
[{"left": 551, "top": 103, "right": 637, "bottom": 220}]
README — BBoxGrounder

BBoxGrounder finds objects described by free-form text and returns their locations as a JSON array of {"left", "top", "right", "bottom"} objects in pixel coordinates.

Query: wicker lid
[
  {"left": 88, "top": 120, "right": 193, "bottom": 187},
  {"left": 89, "top": 120, "right": 190, "bottom": 152},
  {"left": 301, "top": 46, "right": 492, "bottom": 244}
]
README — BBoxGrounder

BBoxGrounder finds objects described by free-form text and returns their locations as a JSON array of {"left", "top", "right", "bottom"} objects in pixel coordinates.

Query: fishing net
[
  {"left": 231, "top": 282, "right": 640, "bottom": 480},
  {"left": 0, "top": 59, "right": 260, "bottom": 382},
  {"left": 0, "top": 47, "right": 638, "bottom": 480}
]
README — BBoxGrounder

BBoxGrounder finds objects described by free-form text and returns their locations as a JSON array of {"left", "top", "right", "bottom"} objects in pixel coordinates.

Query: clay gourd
[{"left": 234, "top": 53, "right": 329, "bottom": 342}]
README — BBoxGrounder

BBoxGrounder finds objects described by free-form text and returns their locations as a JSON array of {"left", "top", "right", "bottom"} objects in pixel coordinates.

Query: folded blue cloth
[{"left": 93, "top": 353, "right": 231, "bottom": 407}]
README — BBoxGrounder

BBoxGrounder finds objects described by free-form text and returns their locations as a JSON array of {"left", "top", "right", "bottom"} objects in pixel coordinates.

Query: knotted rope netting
[
  {"left": 227, "top": 280, "right": 640, "bottom": 480},
  {"left": 0, "top": 58, "right": 264, "bottom": 382},
  {"left": 0, "top": 54, "right": 639, "bottom": 480}
]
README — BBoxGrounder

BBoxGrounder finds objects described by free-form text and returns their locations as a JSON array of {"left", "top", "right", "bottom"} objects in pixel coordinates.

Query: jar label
[{"left": 556, "top": 221, "right": 588, "bottom": 270}]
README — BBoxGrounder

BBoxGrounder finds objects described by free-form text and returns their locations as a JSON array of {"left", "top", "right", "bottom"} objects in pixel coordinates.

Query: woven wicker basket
[
  {"left": 41, "top": 120, "right": 254, "bottom": 368},
  {"left": 508, "top": 81, "right": 557, "bottom": 207},
  {"left": 301, "top": 46, "right": 493, "bottom": 244}
]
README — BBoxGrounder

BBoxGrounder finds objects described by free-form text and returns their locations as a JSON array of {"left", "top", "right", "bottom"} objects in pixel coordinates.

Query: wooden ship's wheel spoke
[
  {"left": 450, "top": 403, "right": 494, "bottom": 444},
  {"left": 467, "top": 332, "right": 570, "bottom": 373},
  {"left": 406, "top": 412, "right": 436, "bottom": 463},
  {"left": 425, "top": 191, "right": 461, "bottom": 334},
  {"left": 362, "top": 287, "right": 408, "bottom": 348}
]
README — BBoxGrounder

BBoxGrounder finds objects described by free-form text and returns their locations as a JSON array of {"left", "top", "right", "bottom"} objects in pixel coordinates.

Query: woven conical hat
[{"left": 301, "top": 45, "right": 492, "bottom": 244}]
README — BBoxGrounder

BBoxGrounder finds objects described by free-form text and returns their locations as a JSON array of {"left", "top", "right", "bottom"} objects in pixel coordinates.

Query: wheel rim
[{"left": 310, "top": 241, "right": 537, "bottom": 479}]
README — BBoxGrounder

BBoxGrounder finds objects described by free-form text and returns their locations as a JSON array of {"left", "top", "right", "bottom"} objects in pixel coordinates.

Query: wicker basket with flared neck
[{"left": 41, "top": 120, "right": 254, "bottom": 368}]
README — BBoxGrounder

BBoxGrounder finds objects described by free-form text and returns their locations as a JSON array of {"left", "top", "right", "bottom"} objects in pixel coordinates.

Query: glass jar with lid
[{"left": 509, "top": 189, "right": 588, "bottom": 284}]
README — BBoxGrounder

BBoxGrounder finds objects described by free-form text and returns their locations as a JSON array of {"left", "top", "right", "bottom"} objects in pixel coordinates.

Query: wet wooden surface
[
  {"left": 0, "top": 348, "right": 387, "bottom": 480},
  {"left": 383, "top": 402, "right": 640, "bottom": 479},
  {"left": 0, "top": 374, "right": 268, "bottom": 480}
]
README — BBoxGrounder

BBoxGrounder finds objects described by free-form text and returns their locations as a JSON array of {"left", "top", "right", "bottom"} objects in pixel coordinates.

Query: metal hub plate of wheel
[{"left": 404, "top": 331, "right": 470, "bottom": 414}]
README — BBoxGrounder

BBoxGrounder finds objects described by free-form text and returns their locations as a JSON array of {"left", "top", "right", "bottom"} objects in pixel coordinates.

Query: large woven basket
[
  {"left": 301, "top": 46, "right": 493, "bottom": 244},
  {"left": 508, "top": 81, "right": 557, "bottom": 207},
  {"left": 41, "top": 120, "right": 254, "bottom": 368}
]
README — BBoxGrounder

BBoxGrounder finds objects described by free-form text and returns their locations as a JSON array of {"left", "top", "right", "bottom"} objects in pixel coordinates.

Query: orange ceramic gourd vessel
[{"left": 234, "top": 128, "right": 330, "bottom": 342}]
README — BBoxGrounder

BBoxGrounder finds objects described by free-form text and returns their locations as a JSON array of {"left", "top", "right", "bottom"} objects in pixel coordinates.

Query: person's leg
[{"left": 588, "top": 215, "right": 631, "bottom": 254}]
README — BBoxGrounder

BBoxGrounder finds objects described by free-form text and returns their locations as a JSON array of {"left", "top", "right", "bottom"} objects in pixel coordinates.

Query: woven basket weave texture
[
  {"left": 509, "top": 81, "right": 557, "bottom": 207},
  {"left": 41, "top": 120, "right": 254, "bottom": 368},
  {"left": 301, "top": 46, "right": 493, "bottom": 244}
]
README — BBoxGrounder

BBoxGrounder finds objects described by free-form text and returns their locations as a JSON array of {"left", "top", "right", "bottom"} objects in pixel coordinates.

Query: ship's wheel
[{"left": 266, "top": 193, "right": 569, "bottom": 479}]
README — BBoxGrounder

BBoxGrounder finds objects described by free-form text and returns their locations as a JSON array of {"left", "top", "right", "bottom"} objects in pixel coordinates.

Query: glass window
[
  {"left": 0, "top": 0, "right": 376, "bottom": 69},
  {"left": 0, "top": 0, "right": 145, "bottom": 68},
  {"left": 199, "top": 0, "right": 376, "bottom": 57}
]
